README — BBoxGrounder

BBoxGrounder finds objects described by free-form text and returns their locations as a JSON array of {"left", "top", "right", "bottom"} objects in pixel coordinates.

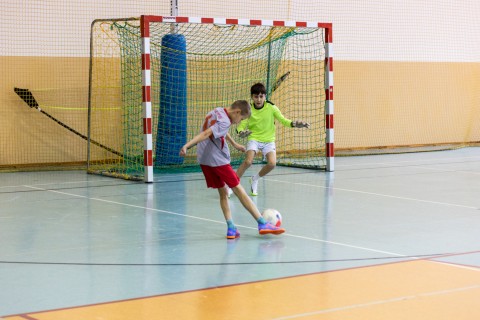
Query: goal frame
[{"left": 140, "top": 15, "right": 334, "bottom": 182}]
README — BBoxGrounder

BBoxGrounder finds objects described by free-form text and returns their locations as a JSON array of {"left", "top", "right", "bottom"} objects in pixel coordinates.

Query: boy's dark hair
[
  {"left": 231, "top": 100, "right": 251, "bottom": 116},
  {"left": 251, "top": 83, "right": 266, "bottom": 95}
]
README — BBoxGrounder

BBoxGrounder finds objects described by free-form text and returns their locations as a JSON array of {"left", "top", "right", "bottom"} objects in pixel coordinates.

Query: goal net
[{"left": 88, "top": 16, "right": 333, "bottom": 181}]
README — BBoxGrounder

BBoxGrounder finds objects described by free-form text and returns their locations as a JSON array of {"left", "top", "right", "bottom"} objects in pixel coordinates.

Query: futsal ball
[{"left": 262, "top": 208, "right": 282, "bottom": 227}]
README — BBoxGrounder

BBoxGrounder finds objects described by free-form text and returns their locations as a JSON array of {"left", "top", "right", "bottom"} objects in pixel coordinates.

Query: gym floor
[{"left": 1, "top": 148, "right": 479, "bottom": 319}]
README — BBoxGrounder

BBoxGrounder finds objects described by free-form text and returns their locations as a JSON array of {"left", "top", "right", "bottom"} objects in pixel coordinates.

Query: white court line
[
  {"left": 428, "top": 260, "right": 480, "bottom": 272},
  {"left": 23, "top": 185, "right": 226, "bottom": 225},
  {"left": 23, "top": 185, "right": 407, "bottom": 258},
  {"left": 0, "top": 178, "right": 117, "bottom": 189},
  {"left": 411, "top": 166, "right": 480, "bottom": 175},
  {"left": 267, "top": 179, "right": 480, "bottom": 210},
  {"left": 1, "top": 173, "right": 204, "bottom": 189},
  {"left": 334, "top": 155, "right": 480, "bottom": 168},
  {"left": 273, "top": 284, "right": 480, "bottom": 319}
]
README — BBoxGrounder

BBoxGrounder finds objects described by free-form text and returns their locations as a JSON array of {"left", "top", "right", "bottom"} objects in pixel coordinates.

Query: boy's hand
[
  {"left": 179, "top": 146, "right": 188, "bottom": 157},
  {"left": 293, "top": 120, "right": 310, "bottom": 128},
  {"left": 238, "top": 129, "right": 252, "bottom": 138},
  {"left": 234, "top": 144, "right": 246, "bottom": 152}
]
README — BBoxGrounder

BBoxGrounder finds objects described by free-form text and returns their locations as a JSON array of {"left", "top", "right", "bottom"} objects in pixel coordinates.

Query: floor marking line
[
  {"left": 282, "top": 233, "right": 405, "bottom": 256},
  {"left": 428, "top": 260, "right": 480, "bottom": 272},
  {"left": 267, "top": 179, "right": 479, "bottom": 210},
  {"left": 273, "top": 284, "right": 480, "bottom": 319},
  {"left": 1, "top": 179, "right": 116, "bottom": 189},
  {"left": 22, "top": 185, "right": 408, "bottom": 258},
  {"left": 334, "top": 155, "right": 480, "bottom": 168},
  {"left": 23, "top": 184, "right": 227, "bottom": 224}
]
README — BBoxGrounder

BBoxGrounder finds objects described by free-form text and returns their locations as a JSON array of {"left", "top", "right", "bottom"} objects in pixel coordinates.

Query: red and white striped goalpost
[
  {"left": 140, "top": 15, "right": 334, "bottom": 182},
  {"left": 140, "top": 15, "right": 154, "bottom": 183},
  {"left": 325, "top": 27, "right": 334, "bottom": 172}
]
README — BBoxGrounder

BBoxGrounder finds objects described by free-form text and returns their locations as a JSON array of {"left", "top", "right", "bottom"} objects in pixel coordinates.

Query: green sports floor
[{"left": 1, "top": 148, "right": 479, "bottom": 319}]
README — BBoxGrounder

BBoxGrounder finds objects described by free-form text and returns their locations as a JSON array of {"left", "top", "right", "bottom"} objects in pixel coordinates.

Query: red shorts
[{"left": 200, "top": 164, "right": 240, "bottom": 189}]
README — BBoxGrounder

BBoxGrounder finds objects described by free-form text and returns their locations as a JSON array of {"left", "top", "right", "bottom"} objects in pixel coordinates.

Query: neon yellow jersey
[{"left": 236, "top": 101, "right": 293, "bottom": 143}]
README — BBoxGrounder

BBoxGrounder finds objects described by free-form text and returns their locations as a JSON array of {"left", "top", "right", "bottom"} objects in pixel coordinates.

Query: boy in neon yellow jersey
[{"left": 233, "top": 83, "right": 309, "bottom": 196}]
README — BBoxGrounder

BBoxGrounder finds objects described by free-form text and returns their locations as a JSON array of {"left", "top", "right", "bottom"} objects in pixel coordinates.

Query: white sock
[{"left": 253, "top": 173, "right": 260, "bottom": 181}]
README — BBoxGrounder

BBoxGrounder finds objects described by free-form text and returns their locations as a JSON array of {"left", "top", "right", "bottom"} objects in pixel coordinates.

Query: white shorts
[{"left": 246, "top": 140, "right": 276, "bottom": 156}]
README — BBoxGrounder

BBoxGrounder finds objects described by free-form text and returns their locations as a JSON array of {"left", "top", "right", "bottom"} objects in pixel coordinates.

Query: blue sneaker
[
  {"left": 258, "top": 222, "right": 285, "bottom": 235},
  {"left": 226, "top": 228, "right": 240, "bottom": 239}
]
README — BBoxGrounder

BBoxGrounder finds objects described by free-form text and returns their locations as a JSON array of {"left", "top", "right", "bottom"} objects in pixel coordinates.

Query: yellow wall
[
  {"left": 0, "top": 57, "right": 89, "bottom": 166},
  {"left": 335, "top": 61, "right": 480, "bottom": 150},
  {"left": 2, "top": 56, "right": 479, "bottom": 166}
]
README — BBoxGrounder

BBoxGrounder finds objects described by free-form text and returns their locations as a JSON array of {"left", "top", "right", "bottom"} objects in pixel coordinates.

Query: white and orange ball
[{"left": 261, "top": 208, "right": 282, "bottom": 227}]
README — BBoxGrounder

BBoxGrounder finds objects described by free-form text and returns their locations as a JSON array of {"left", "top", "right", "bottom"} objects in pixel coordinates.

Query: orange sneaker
[{"left": 258, "top": 222, "right": 285, "bottom": 235}]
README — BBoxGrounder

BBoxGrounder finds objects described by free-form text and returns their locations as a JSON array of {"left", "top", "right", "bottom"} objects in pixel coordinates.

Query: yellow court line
[{"left": 5, "top": 260, "right": 480, "bottom": 320}]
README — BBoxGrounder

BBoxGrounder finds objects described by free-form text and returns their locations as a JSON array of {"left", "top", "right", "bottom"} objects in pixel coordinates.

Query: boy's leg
[
  {"left": 257, "top": 149, "right": 277, "bottom": 177},
  {"left": 227, "top": 149, "right": 254, "bottom": 197},
  {"left": 218, "top": 187, "right": 232, "bottom": 220},
  {"left": 232, "top": 183, "right": 261, "bottom": 220},
  {"left": 249, "top": 176, "right": 259, "bottom": 196},
  {"left": 250, "top": 147, "right": 277, "bottom": 196},
  {"left": 236, "top": 149, "right": 256, "bottom": 179},
  {"left": 202, "top": 164, "right": 240, "bottom": 239},
  {"left": 225, "top": 185, "right": 233, "bottom": 198},
  {"left": 218, "top": 163, "right": 284, "bottom": 235},
  {"left": 218, "top": 187, "right": 240, "bottom": 239},
  {"left": 232, "top": 184, "right": 285, "bottom": 235}
]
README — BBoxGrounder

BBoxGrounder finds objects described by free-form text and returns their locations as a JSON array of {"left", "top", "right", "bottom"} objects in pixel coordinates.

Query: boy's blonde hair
[{"left": 231, "top": 100, "right": 251, "bottom": 117}]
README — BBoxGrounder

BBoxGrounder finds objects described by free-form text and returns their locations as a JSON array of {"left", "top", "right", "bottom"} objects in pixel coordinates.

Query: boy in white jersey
[
  {"left": 234, "top": 83, "right": 309, "bottom": 196},
  {"left": 179, "top": 100, "right": 285, "bottom": 239}
]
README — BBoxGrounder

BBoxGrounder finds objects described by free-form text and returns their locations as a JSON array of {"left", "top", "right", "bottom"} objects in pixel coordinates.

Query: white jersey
[{"left": 196, "top": 107, "right": 232, "bottom": 167}]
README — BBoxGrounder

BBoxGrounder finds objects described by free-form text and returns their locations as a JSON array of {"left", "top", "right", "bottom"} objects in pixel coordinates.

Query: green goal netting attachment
[{"left": 88, "top": 17, "right": 329, "bottom": 181}]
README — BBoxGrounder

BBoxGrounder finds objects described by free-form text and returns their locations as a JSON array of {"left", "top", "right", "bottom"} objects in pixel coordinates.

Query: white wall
[{"left": 2, "top": 0, "right": 480, "bottom": 61}]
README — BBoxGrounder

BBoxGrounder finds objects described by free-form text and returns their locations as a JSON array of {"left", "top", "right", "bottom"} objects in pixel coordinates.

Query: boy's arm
[
  {"left": 235, "top": 119, "right": 252, "bottom": 138},
  {"left": 236, "top": 118, "right": 247, "bottom": 133},
  {"left": 272, "top": 106, "right": 310, "bottom": 128},
  {"left": 226, "top": 133, "right": 246, "bottom": 152},
  {"left": 179, "top": 127, "right": 213, "bottom": 156},
  {"left": 272, "top": 105, "right": 294, "bottom": 127}
]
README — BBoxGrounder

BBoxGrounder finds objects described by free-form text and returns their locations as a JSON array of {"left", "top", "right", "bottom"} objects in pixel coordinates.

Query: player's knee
[
  {"left": 266, "top": 162, "right": 276, "bottom": 170},
  {"left": 219, "top": 192, "right": 229, "bottom": 200},
  {"left": 243, "top": 159, "right": 253, "bottom": 167}
]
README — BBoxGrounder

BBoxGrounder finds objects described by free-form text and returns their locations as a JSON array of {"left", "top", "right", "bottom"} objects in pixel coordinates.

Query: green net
[{"left": 88, "top": 18, "right": 327, "bottom": 180}]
